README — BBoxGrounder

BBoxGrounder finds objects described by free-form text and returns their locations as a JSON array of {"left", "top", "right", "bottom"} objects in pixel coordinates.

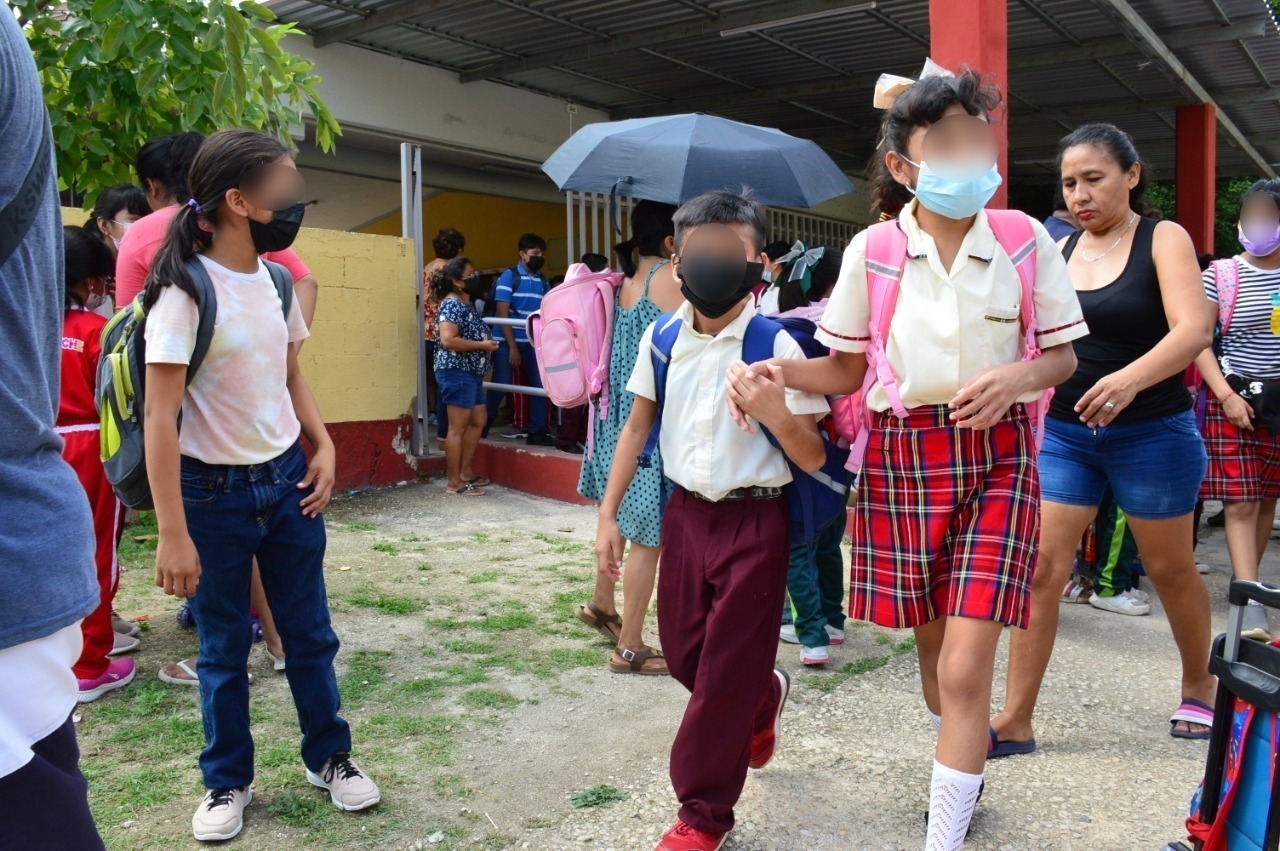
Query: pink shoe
[{"left": 77, "top": 657, "right": 136, "bottom": 703}]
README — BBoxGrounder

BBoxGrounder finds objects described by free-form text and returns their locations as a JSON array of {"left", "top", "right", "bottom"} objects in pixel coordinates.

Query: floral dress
[{"left": 577, "top": 261, "right": 668, "bottom": 548}]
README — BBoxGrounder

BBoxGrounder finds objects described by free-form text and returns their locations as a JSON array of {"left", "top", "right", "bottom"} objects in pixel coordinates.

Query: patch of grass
[
  {"left": 257, "top": 743, "right": 298, "bottom": 769},
  {"left": 102, "top": 715, "right": 204, "bottom": 760},
  {"left": 268, "top": 789, "right": 326, "bottom": 827},
  {"left": 85, "top": 680, "right": 181, "bottom": 723},
  {"left": 338, "top": 649, "right": 392, "bottom": 704},
  {"left": 467, "top": 569, "right": 500, "bottom": 584},
  {"left": 348, "top": 591, "right": 424, "bottom": 615},
  {"left": 874, "top": 632, "right": 895, "bottom": 646},
  {"left": 371, "top": 541, "right": 400, "bottom": 556},
  {"left": 469, "top": 532, "right": 491, "bottom": 544},
  {"left": 459, "top": 687, "right": 521, "bottom": 710},
  {"left": 400, "top": 534, "right": 423, "bottom": 542},
  {"left": 485, "top": 647, "right": 602, "bottom": 679},
  {"left": 524, "top": 815, "right": 556, "bottom": 829},
  {"left": 113, "top": 764, "right": 185, "bottom": 810},
  {"left": 417, "top": 562, "right": 433, "bottom": 571},
  {"left": 443, "top": 637, "right": 498, "bottom": 655},
  {"left": 430, "top": 772, "right": 473, "bottom": 799},
  {"left": 474, "top": 600, "right": 536, "bottom": 632},
  {"left": 533, "top": 532, "right": 590, "bottom": 554},
  {"left": 894, "top": 635, "right": 917, "bottom": 654},
  {"left": 399, "top": 664, "right": 489, "bottom": 696},
  {"left": 571, "top": 784, "right": 628, "bottom": 809},
  {"left": 346, "top": 520, "right": 377, "bottom": 532},
  {"left": 803, "top": 655, "right": 890, "bottom": 694}
]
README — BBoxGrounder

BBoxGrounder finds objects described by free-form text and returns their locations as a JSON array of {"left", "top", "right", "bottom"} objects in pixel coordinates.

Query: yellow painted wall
[
  {"left": 360, "top": 191, "right": 570, "bottom": 275},
  {"left": 68, "top": 207, "right": 418, "bottom": 426}
]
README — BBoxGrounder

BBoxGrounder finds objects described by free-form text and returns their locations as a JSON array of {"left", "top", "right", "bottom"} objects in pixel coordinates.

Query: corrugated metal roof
[{"left": 270, "top": 0, "right": 1280, "bottom": 179}]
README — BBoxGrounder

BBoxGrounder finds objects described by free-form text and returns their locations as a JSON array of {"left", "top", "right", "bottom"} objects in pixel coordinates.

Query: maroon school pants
[{"left": 658, "top": 486, "right": 790, "bottom": 836}]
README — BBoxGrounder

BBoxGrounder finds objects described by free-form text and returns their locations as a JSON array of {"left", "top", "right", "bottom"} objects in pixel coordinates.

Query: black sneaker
[
  {"left": 557, "top": 443, "right": 585, "bottom": 455},
  {"left": 526, "top": 432, "right": 557, "bottom": 447}
]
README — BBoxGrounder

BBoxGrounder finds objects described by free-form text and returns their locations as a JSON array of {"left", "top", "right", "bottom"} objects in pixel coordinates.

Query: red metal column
[
  {"left": 1176, "top": 103, "right": 1217, "bottom": 254},
  {"left": 929, "top": 0, "right": 1009, "bottom": 208}
]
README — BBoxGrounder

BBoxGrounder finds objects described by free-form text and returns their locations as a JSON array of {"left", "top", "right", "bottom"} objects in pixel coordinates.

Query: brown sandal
[
  {"left": 576, "top": 602, "right": 622, "bottom": 645},
  {"left": 609, "top": 645, "right": 668, "bottom": 676}
]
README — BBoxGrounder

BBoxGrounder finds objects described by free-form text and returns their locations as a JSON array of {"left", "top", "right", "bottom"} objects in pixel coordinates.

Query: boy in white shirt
[{"left": 594, "top": 192, "right": 828, "bottom": 851}]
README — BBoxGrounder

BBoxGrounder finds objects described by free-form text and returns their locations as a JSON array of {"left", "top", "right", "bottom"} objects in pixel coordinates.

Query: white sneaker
[
  {"left": 779, "top": 624, "right": 800, "bottom": 644},
  {"left": 1088, "top": 591, "right": 1150, "bottom": 616},
  {"left": 801, "top": 645, "right": 829, "bottom": 666},
  {"left": 825, "top": 625, "right": 846, "bottom": 645},
  {"left": 1196, "top": 562, "right": 1211, "bottom": 574},
  {"left": 192, "top": 786, "right": 252, "bottom": 842},
  {"left": 1124, "top": 588, "right": 1150, "bottom": 605},
  {"left": 306, "top": 753, "right": 381, "bottom": 812}
]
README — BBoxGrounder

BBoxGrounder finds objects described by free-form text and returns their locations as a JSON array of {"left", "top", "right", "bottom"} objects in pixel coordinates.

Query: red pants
[
  {"left": 657, "top": 487, "right": 790, "bottom": 836},
  {"left": 61, "top": 429, "right": 124, "bottom": 679}
]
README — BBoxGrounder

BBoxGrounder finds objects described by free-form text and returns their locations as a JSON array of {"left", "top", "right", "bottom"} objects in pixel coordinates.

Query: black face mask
[
  {"left": 249, "top": 202, "right": 306, "bottom": 254},
  {"left": 678, "top": 255, "right": 763, "bottom": 319},
  {"left": 462, "top": 274, "right": 485, "bottom": 299},
  {"left": 525, "top": 255, "right": 545, "bottom": 274}
]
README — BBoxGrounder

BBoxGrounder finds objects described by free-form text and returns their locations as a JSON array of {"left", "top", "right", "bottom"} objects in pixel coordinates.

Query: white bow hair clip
[{"left": 873, "top": 57, "right": 955, "bottom": 109}]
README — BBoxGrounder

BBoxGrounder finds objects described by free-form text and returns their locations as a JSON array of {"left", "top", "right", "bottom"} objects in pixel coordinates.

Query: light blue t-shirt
[
  {"left": 493, "top": 261, "right": 548, "bottom": 344},
  {"left": 0, "top": 8, "right": 98, "bottom": 651}
]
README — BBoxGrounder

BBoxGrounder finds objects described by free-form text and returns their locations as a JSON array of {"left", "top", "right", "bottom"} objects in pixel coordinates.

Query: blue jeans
[
  {"left": 182, "top": 441, "right": 350, "bottom": 789},
  {"left": 1039, "top": 410, "right": 1207, "bottom": 520},
  {"left": 486, "top": 340, "right": 547, "bottom": 434}
]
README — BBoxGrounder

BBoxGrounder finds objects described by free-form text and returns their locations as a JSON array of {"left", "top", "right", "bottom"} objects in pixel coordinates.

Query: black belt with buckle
[{"left": 693, "top": 486, "right": 784, "bottom": 502}]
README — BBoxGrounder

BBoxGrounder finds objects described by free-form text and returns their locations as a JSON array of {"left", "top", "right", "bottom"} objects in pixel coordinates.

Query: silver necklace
[{"left": 1081, "top": 212, "right": 1138, "bottom": 262}]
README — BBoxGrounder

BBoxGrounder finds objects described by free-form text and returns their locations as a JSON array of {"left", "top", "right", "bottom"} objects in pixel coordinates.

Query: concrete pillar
[
  {"left": 929, "top": 0, "right": 1010, "bottom": 209},
  {"left": 1176, "top": 103, "right": 1217, "bottom": 254}
]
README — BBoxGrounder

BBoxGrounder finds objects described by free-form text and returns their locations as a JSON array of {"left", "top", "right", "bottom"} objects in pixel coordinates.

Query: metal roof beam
[
  {"left": 313, "top": 0, "right": 457, "bottom": 48},
  {"left": 457, "top": 0, "right": 877, "bottom": 83},
  {"left": 1095, "top": 0, "right": 1275, "bottom": 177},
  {"left": 611, "top": 75, "right": 871, "bottom": 120},
  {"left": 1010, "top": 17, "right": 1268, "bottom": 70}
]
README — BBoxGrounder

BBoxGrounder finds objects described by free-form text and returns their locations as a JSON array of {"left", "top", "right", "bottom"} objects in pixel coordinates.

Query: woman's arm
[
  {"left": 726, "top": 364, "right": 825, "bottom": 472},
  {"left": 439, "top": 321, "right": 499, "bottom": 353},
  {"left": 595, "top": 397, "right": 657, "bottom": 580},
  {"left": 1075, "top": 221, "right": 1214, "bottom": 426},
  {"left": 144, "top": 363, "right": 201, "bottom": 597},
  {"left": 286, "top": 343, "right": 335, "bottom": 517},
  {"left": 728, "top": 350, "right": 866, "bottom": 432}
]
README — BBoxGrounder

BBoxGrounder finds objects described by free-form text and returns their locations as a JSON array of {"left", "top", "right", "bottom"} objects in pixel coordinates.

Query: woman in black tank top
[{"left": 993, "top": 124, "right": 1217, "bottom": 754}]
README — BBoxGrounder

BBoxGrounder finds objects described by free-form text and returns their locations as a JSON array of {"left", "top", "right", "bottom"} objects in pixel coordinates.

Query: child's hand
[
  {"left": 299, "top": 443, "right": 336, "bottom": 517},
  {"left": 595, "top": 517, "right": 624, "bottom": 581},
  {"left": 949, "top": 362, "right": 1029, "bottom": 429},
  {"left": 727, "top": 362, "right": 791, "bottom": 433},
  {"left": 726, "top": 359, "right": 781, "bottom": 433},
  {"left": 155, "top": 532, "right": 201, "bottom": 597}
]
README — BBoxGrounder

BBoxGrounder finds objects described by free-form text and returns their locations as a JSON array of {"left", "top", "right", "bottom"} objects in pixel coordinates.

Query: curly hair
[
  {"left": 429, "top": 256, "right": 473, "bottom": 301},
  {"left": 432, "top": 228, "right": 466, "bottom": 260}
]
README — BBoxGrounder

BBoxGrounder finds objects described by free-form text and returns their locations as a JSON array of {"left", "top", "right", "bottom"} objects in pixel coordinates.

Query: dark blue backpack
[{"left": 637, "top": 311, "right": 852, "bottom": 560}]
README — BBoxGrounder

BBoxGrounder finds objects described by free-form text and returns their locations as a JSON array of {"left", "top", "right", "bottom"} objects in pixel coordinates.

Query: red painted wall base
[
  {"left": 470, "top": 439, "right": 595, "bottom": 505},
  {"left": 323, "top": 418, "right": 443, "bottom": 491}
]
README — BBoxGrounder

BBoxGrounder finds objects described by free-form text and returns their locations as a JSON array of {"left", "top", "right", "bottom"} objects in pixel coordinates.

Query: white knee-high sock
[
  {"left": 925, "top": 760, "right": 983, "bottom": 851},
  {"left": 928, "top": 710, "right": 942, "bottom": 734}
]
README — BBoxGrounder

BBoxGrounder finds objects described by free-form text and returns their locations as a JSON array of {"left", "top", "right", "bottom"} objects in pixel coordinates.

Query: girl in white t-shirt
[{"left": 143, "top": 130, "right": 379, "bottom": 843}]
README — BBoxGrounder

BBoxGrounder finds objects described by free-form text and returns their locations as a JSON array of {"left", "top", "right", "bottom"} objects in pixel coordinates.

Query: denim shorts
[
  {"left": 1038, "top": 409, "right": 1207, "bottom": 520},
  {"left": 436, "top": 368, "right": 484, "bottom": 410}
]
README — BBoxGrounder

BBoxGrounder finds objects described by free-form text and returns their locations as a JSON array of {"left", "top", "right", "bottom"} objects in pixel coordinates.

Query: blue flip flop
[{"left": 987, "top": 726, "right": 1036, "bottom": 759}]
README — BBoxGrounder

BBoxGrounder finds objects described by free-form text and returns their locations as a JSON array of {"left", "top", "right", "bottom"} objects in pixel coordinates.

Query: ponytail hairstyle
[
  {"left": 144, "top": 131, "right": 290, "bottom": 309},
  {"left": 869, "top": 68, "right": 1002, "bottom": 218},
  {"left": 1057, "top": 122, "right": 1158, "bottom": 217},
  {"left": 135, "top": 131, "right": 205, "bottom": 205},
  {"left": 429, "top": 255, "right": 473, "bottom": 301},
  {"left": 777, "top": 247, "right": 842, "bottom": 313},
  {"left": 63, "top": 225, "right": 114, "bottom": 310},
  {"left": 614, "top": 200, "right": 677, "bottom": 278},
  {"left": 85, "top": 183, "right": 149, "bottom": 239}
]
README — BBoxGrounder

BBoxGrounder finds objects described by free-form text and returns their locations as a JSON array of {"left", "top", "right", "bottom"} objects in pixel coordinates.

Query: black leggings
[{"left": 0, "top": 713, "right": 104, "bottom": 850}]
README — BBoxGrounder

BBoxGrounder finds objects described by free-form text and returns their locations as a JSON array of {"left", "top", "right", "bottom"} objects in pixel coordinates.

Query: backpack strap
[
  {"left": 262, "top": 258, "right": 296, "bottom": 323},
  {"left": 987, "top": 209, "right": 1050, "bottom": 448},
  {"left": 0, "top": 120, "right": 53, "bottom": 270},
  {"left": 181, "top": 257, "right": 219, "bottom": 382},
  {"left": 1213, "top": 258, "right": 1242, "bottom": 336},
  {"left": 862, "top": 220, "right": 911, "bottom": 420},
  {"left": 637, "top": 312, "right": 684, "bottom": 469}
]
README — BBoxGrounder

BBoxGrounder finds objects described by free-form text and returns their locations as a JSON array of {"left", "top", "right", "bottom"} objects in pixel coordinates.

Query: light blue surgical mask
[{"left": 901, "top": 156, "right": 1003, "bottom": 220}]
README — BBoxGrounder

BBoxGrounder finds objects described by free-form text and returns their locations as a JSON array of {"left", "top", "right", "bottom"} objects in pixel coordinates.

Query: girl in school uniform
[
  {"left": 59, "top": 226, "right": 132, "bottom": 703},
  {"left": 758, "top": 68, "right": 1088, "bottom": 847},
  {"left": 143, "top": 130, "right": 378, "bottom": 842}
]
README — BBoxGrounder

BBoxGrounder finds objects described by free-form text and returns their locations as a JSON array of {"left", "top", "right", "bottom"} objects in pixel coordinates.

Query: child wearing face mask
[
  {"left": 594, "top": 191, "right": 829, "bottom": 851},
  {"left": 142, "top": 130, "right": 379, "bottom": 843},
  {"left": 746, "top": 67, "right": 1087, "bottom": 849},
  {"left": 59, "top": 226, "right": 133, "bottom": 703}
]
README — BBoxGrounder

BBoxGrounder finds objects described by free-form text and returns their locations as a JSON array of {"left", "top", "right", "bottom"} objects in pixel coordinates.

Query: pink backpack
[
  {"left": 527, "top": 262, "right": 623, "bottom": 411},
  {"left": 830, "top": 209, "right": 1048, "bottom": 473}
]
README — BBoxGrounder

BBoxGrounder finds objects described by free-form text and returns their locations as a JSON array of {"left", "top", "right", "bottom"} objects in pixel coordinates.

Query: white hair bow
[{"left": 873, "top": 58, "right": 955, "bottom": 109}]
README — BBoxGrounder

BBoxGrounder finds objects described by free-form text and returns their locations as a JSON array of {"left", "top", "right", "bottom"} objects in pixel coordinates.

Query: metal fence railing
[{"left": 481, "top": 316, "right": 547, "bottom": 398}]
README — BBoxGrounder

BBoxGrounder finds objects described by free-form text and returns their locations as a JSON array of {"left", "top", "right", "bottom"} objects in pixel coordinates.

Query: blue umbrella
[{"left": 541, "top": 113, "right": 854, "bottom": 208}]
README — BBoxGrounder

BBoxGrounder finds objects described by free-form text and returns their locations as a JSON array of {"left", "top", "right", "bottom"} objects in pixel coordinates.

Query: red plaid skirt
[
  {"left": 850, "top": 405, "right": 1039, "bottom": 629},
  {"left": 1200, "top": 397, "right": 1280, "bottom": 503}
]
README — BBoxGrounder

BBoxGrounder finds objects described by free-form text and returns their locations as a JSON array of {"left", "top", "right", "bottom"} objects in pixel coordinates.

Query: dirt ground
[{"left": 83, "top": 483, "right": 1272, "bottom": 850}]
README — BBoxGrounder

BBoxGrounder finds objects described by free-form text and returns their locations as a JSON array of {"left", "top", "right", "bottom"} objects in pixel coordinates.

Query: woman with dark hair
[
  {"left": 143, "top": 130, "right": 379, "bottom": 841},
  {"left": 86, "top": 183, "right": 149, "bottom": 259},
  {"left": 763, "top": 67, "right": 1086, "bottom": 847},
  {"left": 993, "top": 122, "right": 1216, "bottom": 753},
  {"left": 1194, "top": 178, "right": 1280, "bottom": 639},
  {"left": 430, "top": 255, "right": 497, "bottom": 495},
  {"left": 423, "top": 228, "right": 466, "bottom": 439},
  {"left": 576, "top": 199, "right": 681, "bottom": 675}
]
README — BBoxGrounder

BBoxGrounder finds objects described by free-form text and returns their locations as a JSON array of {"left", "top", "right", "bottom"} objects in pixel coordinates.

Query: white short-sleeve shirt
[
  {"left": 627, "top": 300, "right": 829, "bottom": 502},
  {"left": 815, "top": 201, "right": 1088, "bottom": 412},
  {"left": 145, "top": 255, "right": 310, "bottom": 465}
]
